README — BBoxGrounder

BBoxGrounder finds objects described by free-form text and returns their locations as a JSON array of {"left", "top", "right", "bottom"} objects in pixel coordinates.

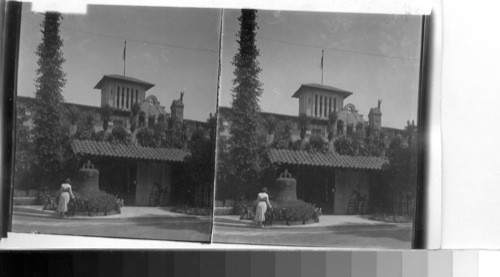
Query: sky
[
  {"left": 17, "top": 5, "right": 422, "bottom": 129},
  {"left": 219, "top": 10, "right": 422, "bottom": 129},
  {"left": 17, "top": 3, "right": 221, "bottom": 122}
]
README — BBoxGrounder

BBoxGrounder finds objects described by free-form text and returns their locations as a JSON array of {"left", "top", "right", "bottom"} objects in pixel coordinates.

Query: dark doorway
[{"left": 95, "top": 159, "right": 137, "bottom": 205}]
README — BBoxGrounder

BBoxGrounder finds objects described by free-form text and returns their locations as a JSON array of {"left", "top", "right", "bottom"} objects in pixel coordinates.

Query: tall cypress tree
[
  {"left": 227, "top": 9, "right": 263, "bottom": 197},
  {"left": 32, "top": 12, "right": 66, "bottom": 186}
]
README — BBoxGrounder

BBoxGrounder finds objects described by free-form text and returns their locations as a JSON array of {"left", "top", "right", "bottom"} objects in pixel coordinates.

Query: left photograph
[{"left": 11, "top": 3, "right": 220, "bottom": 242}]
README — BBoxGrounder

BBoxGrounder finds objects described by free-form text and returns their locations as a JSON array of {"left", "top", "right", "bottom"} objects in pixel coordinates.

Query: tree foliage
[
  {"left": 297, "top": 113, "right": 310, "bottom": 140},
  {"left": 327, "top": 111, "right": 338, "bottom": 141},
  {"left": 306, "top": 135, "right": 328, "bottom": 152},
  {"left": 225, "top": 9, "right": 263, "bottom": 198},
  {"left": 15, "top": 107, "right": 36, "bottom": 189},
  {"left": 31, "top": 12, "right": 67, "bottom": 186},
  {"left": 259, "top": 114, "right": 280, "bottom": 141},
  {"left": 74, "top": 111, "right": 95, "bottom": 140},
  {"left": 135, "top": 122, "right": 188, "bottom": 149},
  {"left": 99, "top": 104, "right": 113, "bottom": 131},
  {"left": 65, "top": 105, "right": 80, "bottom": 125},
  {"left": 136, "top": 127, "right": 156, "bottom": 147},
  {"left": 184, "top": 118, "right": 217, "bottom": 206},
  {"left": 109, "top": 125, "right": 130, "bottom": 144},
  {"left": 269, "top": 120, "right": 290, "bottom": 150},
  {"left": 377, "top": 140, "right": 418, "bottom": 214},
  {"left": 334, "top": 136, "right": 354, "bottom": 155},
  {"left": 129, "top": 103, "right": 141, "bottom": 133}
]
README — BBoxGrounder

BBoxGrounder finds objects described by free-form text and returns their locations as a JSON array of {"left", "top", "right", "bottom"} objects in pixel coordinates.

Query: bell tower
[{"left": 94, "top": 74, "right": 154, "bottom": 110}]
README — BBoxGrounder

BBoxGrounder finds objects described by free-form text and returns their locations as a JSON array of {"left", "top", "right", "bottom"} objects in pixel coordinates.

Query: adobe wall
[
  {"left": 333, "top": 169, "right": 370, "bottom": 215},
  {"left": 135, "top": 161, "right": 172, "bottom": 206}
]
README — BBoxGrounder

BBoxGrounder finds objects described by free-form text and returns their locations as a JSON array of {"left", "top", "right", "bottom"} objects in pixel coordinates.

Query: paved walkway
[
  {"left": 11, "top": 206, "right": 212, "bottom": 242},
  {"left": 213, "top": 215, "right": 412, "bottom": 249},
  {"left": 13, "top": 205, "right": 209, "bottom": 220},
  {"left": 214, "top": 215, "right": 409, "bottom": 229}
]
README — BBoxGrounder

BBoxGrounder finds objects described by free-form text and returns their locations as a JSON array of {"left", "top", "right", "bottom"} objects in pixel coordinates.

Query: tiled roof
[
  {"left": 71, "top": 140, "right": 189, "bottom": 163},
  {"left": 94, "top": 74, "right": 155, "bottom": 91},
  {"left": 268, "top": 149, "right": 388, "bottom": 171},
  {"left": 292, "top": 83, "right": 353, "bottom": 99}
]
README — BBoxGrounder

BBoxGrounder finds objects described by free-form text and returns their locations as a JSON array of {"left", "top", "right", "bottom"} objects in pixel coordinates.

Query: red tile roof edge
[
  {"left": 70, "top": 139, "right": 190, "bottom": 163},
  {"left": 267, "top": 148, "right": 388, "bottom": 171}
]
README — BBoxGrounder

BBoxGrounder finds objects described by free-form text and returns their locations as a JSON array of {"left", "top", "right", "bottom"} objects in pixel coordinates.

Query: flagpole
[
  {"left": 123, "top": 41, "right": 127, "bottom": 76},
  {"left": 321, "top": 49, "right": 324, "bottom": 85}
]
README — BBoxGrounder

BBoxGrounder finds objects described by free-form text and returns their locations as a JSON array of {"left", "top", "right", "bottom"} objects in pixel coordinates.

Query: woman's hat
[{"left": 262, "top": 187, "right": 269, "bottom": 193}]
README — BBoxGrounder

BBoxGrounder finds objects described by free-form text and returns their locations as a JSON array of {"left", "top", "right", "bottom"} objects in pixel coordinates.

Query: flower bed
[
  {"left": 67, "top": 191, "right": 124, "bottom": 216},
  {"left": 169, "top": 206, "right": 212, "bottom": 216},
  {"left": 241, "top": 199, "right": 321, "bottom": 225},
  {"left": 368, "top": 213, "right": 414, "bottom": 223},
  {"left": 265, "top": 200, "right": 319, "bottom": 225}
]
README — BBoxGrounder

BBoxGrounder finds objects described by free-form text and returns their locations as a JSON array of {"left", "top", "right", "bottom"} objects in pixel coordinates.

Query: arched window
[
  {"left": 121, "top": 90, "right": 125, "bottom": 108},
  {"left": 314, "top": 95, "right": 318, "bottom": 117},
  {"left": 138, "top": 111, "right": 146, "bottom": 127},
  {"left": 328, "top": 97, "right": 332, "bottom": 115},
  {"left": 324, "top": 96, "right": 328, "bottom": 118},
  {"left": 117, "top": 87, "right": 120, "bottom": 108},
  {"left": 320, "top": 96, "right": 323, "bottom": 118},
  {"left": 337, "top": 120, "right": 344, "bottom": 135},
  {"left": 126, "top": 88, "right": 129, "bottom": 109}
]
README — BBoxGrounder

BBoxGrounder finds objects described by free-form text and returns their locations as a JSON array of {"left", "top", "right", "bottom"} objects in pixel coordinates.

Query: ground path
[
  {"left": 213, "top": 216, "right": 412, "bottom": 249},
  {"left": 12, "top": 206, "right": 212, "bottom": 242}
]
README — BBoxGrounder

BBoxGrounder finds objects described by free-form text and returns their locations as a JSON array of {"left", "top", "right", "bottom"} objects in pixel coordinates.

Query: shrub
[
  {"left": 85, "top": 191, "right": 121, "bottom": 213},
  {"left": 305, "top": 135, "right": 328, "bottom": 153},
  {"left": 92, "top": 130, "right": 108, "bottom": 142},
  {"left": 233, "top": 196, "right": 250, "bottom": 215},
  {"left": 334, "top": 136, "right": 354, "bottom": 155},
  {"left": 109, "top": 125, "right": 130, "bottom": 144},
  {"left": 241, "top": 199, "right": 320, "bottom": 224},
  {"left": 67, "top": 191, "right": 123, "bottom": 215},
  {"left": 136, "top": 127, "right": 157, "bottom": 147},
  {"left": 74, "top": 129, "right": 94, "bottom": 141},
  {"left": 67, "top": 191, "right": 87, "bottom": 212},
  {"left": 261, "top": 200, "right": 320, "bottom": 224},
  {"left": 34, "top": 187, "right": 51, "bottom": 206},
  {"left": 170, "top": 206, "right": 213, "bottom": 216},
  {"left": 369, "top": 213, "right": 414, "bottom": 223}
]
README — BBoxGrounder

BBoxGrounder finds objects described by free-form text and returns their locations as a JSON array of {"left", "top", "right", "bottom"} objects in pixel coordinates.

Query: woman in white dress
[
  {"left": 255, "top": 187, "right": 272, "bottom": 228},
  {"left": 57, "top": 178, "right": 75, "bottom": 218}
]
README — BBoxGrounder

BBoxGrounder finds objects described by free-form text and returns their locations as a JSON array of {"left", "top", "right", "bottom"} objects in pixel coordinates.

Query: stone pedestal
[{"left": 76, "top": 168, "right": 100, "bottom": 195}]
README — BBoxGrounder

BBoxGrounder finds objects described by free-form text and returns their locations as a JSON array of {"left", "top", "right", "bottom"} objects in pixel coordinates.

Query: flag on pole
[
  {"left": 123, "top": 41, "right": 127, "bottom": 61},
  {"left": 320, "top": 49, "right": 324, "bottom": 69}
]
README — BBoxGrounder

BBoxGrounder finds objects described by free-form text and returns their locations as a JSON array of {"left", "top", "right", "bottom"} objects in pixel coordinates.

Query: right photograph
[{"left": 213, "top": 9, "right": 424, "bottom": 248}]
